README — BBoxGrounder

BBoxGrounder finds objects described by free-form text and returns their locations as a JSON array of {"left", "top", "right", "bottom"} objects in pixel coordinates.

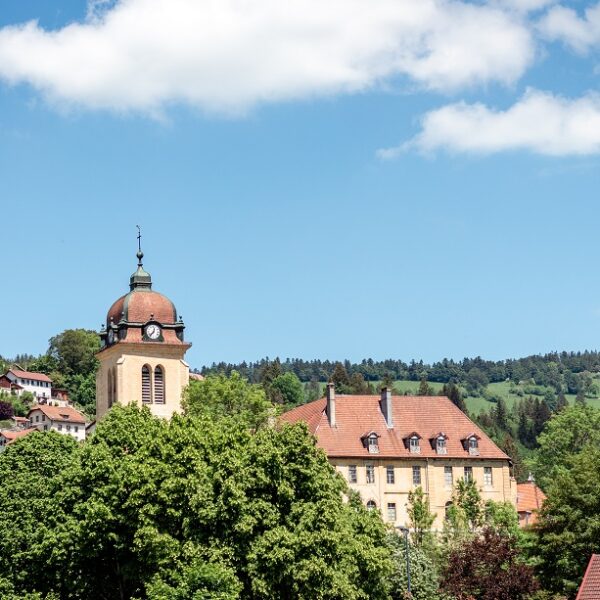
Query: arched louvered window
[
  {"left": 142, "top": 365, "right": 152, "bottom": 403},
  {"left": 154, "top": 366, "right": 165, "bottom": 404}
]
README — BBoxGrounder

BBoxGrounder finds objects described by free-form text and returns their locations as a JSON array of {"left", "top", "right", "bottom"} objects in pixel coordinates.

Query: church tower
[{"left": 96, "top": 242, "right": 191, "bottom": 420}]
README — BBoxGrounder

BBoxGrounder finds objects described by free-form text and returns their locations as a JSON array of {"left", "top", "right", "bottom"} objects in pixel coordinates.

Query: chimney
[
  {"left": 380, "top": 387, "right": 393, "bottom": 428},
  {"left": 326, "top": 382, "right": 336, "bottom": 427}
]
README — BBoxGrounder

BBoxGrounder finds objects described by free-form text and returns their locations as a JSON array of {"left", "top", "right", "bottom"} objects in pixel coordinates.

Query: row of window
[
  {"left": 19, "top": 379, "right": 50, "bottom": 388},
  {"left": 42, "top": 424, "right": 79, "bottom": 433},
  {"left": 366, "top": 433, "right": 480, "bottom": 456},
  {"left": 347, "top": 465, "right": 493, "bottom": 487}
]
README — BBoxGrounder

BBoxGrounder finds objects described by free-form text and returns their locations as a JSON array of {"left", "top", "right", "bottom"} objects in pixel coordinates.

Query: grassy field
[{"left": 389, "top": 379, "right": 600, "bottom": 414}]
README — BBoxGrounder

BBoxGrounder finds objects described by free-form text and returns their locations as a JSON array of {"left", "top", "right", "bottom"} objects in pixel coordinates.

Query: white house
[
  {"left": 3, "top": 369, "right": 53, "bottom": 401},
  {"left": 27, "top": 405, "right": 87, "bottom": 442}
]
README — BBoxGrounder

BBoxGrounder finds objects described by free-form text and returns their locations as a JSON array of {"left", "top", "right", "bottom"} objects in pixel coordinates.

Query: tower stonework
[{"left": 96, "top": 248, "right": 191, "bottom": 420}]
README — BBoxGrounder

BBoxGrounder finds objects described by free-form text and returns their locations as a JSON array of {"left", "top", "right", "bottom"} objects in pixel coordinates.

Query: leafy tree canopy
[
  {"left": 528, "top": 404, "right": 600, "bottom": 490},
  {"left": 534, "top": 446, "right": 600, "bottom": 597},
  {"left": 182, "top": 371, "right": 275, "bottom": 430},
  {"left": 0, "top": 405, "right": 394, "bottom": 599}
]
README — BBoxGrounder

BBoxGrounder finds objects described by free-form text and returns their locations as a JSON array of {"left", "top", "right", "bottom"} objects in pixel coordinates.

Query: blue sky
[{"left": 1, "top": 0, "right": 600, "bottom": 369}]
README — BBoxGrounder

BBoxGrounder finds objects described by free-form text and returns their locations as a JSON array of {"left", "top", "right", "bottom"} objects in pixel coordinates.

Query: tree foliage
[
  {"left": 534, "top": 446, "right": 600, "bottom": 598},
  {"left": 441, "top": 527, "right": 538, "bottom": 600},
  {"left": 182, "top": 371, "right": 274, "bottom": 430},
  {"left": 0, "top": 404, "right": 394, "bottom": 599},
  {"left": 528, "top": 404, "right": 600, "bottom": 490}
]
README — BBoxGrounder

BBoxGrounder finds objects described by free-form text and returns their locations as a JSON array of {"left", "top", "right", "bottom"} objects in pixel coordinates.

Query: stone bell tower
[{"left": 96, "top": 235, "right": 191, "bottom": 420}]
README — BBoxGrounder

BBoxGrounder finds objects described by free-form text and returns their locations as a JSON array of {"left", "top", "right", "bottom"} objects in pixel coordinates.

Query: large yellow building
[
  {"left": 96, "top": 248, "right": 191, "bottom": 420},
  {"left": 282, "top": 384, "right": 517, "bottom": 529}
]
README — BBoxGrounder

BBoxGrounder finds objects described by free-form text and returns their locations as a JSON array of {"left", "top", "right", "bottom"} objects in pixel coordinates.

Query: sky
[{"left": 1, "top": 0, "right": 600, "bottom": 370}]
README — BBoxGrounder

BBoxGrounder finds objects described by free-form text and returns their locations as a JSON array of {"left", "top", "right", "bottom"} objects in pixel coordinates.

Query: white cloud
[
  {"left": 0, "top": 0, "right": 535, "bottom": 114},
  {"left": 379, "top": 89, "right": 600, "bottom": 157},
  {"left": 538, "top": 2, "right": 600, "bottom": 52},
  {"left": 494, "top": 0, "right": 556, "bottom": 14}
]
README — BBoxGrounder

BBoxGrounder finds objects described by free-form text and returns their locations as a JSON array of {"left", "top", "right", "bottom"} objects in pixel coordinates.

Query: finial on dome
[
  {"left": 136, "top": 225, "right": 144, "bottom": 266},
  {"left": 130, "top": 225, "right": 152, "bottom": 291}
]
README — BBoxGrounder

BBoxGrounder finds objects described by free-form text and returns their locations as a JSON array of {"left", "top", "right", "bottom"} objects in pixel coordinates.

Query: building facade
[
  {"left": 282, "top": 385, "right": 517, "bottom": 529},
  {"left": 28, "top": 405, "right": 87, "bottom": 442},
  {"left": 96, "top": 248, "right": 191, "bottom": 420},
  {"left": 2, "top": 369, "right": 53, "bottom": 401}
]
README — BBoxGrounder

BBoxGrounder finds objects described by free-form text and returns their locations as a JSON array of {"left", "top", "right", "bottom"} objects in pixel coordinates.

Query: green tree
[
  {"left": 528, "top": 405, "right": 600, "bottom": 490},
  {"left": 453, "top": 478, "right": 484, "bottom": 531},
  {"left": 0, "top": 432, "right": 80, "bottom": 596},
  {"left": 304, "top": 379, "right": 321, "bottom": 403},
  {"left": 48, "top": 329, "right": 100, "bottom": 377},
  {"left": 534, "top": 446, "right": 600, "bottom": 598},
  {"left": 182, "top": 371, "right": 274, "bottom": 430},
  {"left": 387, "top": 533, "right": 438, "bottom": 600},
  {"left": 442, "top": 382, "right": 467, "bottom": 413},
  {"left": 406, "top": 486, "right": 435, "bottom": 547},
  {"left": 484, "top": 500, "right": 520, "bottom": 536},
  {"left": 331, "top": 362, "right": 350, "bottom": 391},
  {"left": 417, "top": 376, "right": 433, "bottom": 396},
  {"left": 269, "top": 372, "right": 304, "bottom": 406}
]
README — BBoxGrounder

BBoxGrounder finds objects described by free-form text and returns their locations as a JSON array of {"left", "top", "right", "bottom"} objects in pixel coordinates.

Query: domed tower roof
[{"left": 99, "top": 242, "right": 188, "bottom": 349}]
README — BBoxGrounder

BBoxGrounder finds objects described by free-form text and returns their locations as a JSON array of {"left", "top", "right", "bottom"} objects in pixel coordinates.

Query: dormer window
[
  {"left": 367, "top": 434, "right": 379, "bottom": 454},
  {"left": 361, "top": 431, "right": 380, "bottom": 454},
  {"left": 403, "top": 432, "right": 422, "bottom": 453},
  {"left": 436, "top": 436, "right": 447, "bottom": 455},
  {"left": 431, "top": 432, "right": 448, "bottom": 454},
  {"left": 462, "top": 434, "right": 480, "bottom": 455},
  {"left": 410, "top": 437, "right": 420, "bottom": 453},
  {"left": 469, "top": 437, "right": 478, "bottom": 454}
]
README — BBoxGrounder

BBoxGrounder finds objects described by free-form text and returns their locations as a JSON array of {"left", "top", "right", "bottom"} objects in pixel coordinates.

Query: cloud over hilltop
[{"left": 0, "top": 0, "right": 535, "bottom": 114}]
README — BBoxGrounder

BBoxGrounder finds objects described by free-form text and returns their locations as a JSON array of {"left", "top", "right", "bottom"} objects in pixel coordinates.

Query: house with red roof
[
  {"left": 28, "top": 405, "right": 87, "bottom": 442},
  {"left": 0, "top": 428, "right": 35, "bottom": 451},
  {"left": 517, "top": 477, "right": 547, "bottom": 528},
  {"left": 577, "top": 554, "right": 600, "bottom": 600},
  {"left": 3, "top": 368, "right": 53, "bottom": 402},
  {"left": 281, "top": 384, "right": 517, "bottom": 528}
]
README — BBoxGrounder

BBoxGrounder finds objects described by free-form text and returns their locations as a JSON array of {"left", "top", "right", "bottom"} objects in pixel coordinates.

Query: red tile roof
[
  {"left": 281, "top": 394, "right": 509, "bottom": 460},
  {"left": 28, "top": 405, "right": 86, "bottom": 424},
  {"left": 0, "top": 429, "right": 34, "bottom": 443},
  {"left": 517, "top": 481, "right": 547, "bottom": 523},
  {"left": 577, "top": 555, "right": 600, "bottom": 600},
  {"left": 8, "top": 369, "right": 52, "bottom": 383}
]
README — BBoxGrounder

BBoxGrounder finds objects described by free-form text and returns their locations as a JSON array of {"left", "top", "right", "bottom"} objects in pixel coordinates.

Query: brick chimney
[
  {"left": 326, "top": 382, "right": 336, "bottom": 427},
  {"left": 380, "top": 386, "right": 393, "bottom": 428}
]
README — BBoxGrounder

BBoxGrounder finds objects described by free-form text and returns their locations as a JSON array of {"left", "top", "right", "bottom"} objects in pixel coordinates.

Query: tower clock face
[{"left": 146, "top": 324, "right": 161, "bottom": 340}]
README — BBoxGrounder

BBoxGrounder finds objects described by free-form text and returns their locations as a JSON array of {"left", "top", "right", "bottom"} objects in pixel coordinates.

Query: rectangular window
[
  {"left": 366, "top": 463, "right": 375, "bottom": 484},
  {"left": 464, "top": 466, "right": 473, "bottom": 482},
  {"left": 484, "top": 467, "right": 493, "bottom": 487},
  {"left": 57, "top": 424, "right": 62, "bottom": 432},
  {"left": 387, "top": 502, "right": 397, "bottom": 522},
  {"left": 43, "top": 425, "right": 48, "bottom": 431},
  {"left": 412, "top": 465, "right": 421, "bottom": 486},
  {"left": 348, "top": 465, "right": 357, "bottom": 484},
  {"left": 386, "top": 465, "right": 395, "bottom": 485},
  {"left": 436, "top": 438, "right": 447, "bottom": 454},
  {"left": 66, "top": 425, "right": 71, "bottom": 432},
  {"left": 444, "top": 466, "right": 453, "bottom": 487},
  {"left": 409, "top": 437, "right": 420, "bottom": 453},
  {"left": 74, "top": 426, "right": 79, "bottom": 433}
]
